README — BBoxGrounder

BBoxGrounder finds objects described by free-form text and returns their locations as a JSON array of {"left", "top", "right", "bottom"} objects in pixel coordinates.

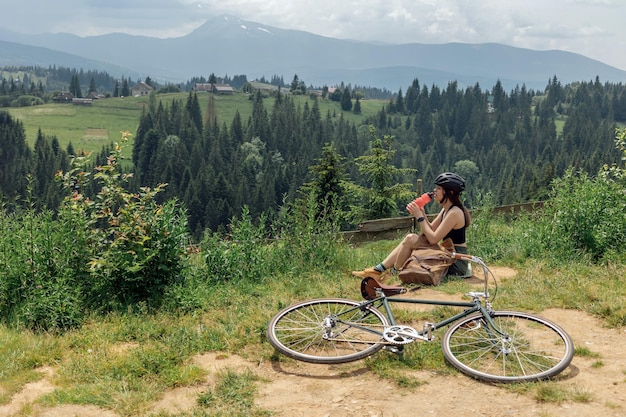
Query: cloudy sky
[{"left": 2, "top": 0, "right": 626, "bottom": 71}]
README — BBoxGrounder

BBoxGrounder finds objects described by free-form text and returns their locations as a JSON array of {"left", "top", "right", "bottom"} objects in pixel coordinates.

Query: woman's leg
[
  {"left": 352, "top": 233, "right": 420, "bottom": 278},
  {"left": 382, "top": 233, "right": 420, "bottom": 270}
]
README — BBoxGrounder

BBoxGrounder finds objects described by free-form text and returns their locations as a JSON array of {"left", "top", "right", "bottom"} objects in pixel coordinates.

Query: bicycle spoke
[
  {"left": 442, "top": 311, "right": 574, "bottom": 383},
  {"left": 268, "top": 299, "right": 389, "bottom": 364}
]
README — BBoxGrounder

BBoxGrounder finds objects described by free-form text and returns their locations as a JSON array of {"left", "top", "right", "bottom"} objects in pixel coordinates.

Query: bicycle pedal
[{"left": 384, "top": 345, "right": 403, "bottom": 354}]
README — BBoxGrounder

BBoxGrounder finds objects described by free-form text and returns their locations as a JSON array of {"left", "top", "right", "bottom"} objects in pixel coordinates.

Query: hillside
[
  {"left": 7, "top": 91, "right": 386, "bottom": 153},
  {"left": 2, "top": 15, "right": 626, "bottom": 91}
]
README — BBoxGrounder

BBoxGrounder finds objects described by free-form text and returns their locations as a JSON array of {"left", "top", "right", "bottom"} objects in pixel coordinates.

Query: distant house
[
  {"left": 52, "top": 92, "right": 75, "bottom": 103},
  {"left": 132, "top": 82, "right": 154, "bottom": 96},
  {"left": 72, "top": 98, "right": 93, "bottom": 106},
  {"left": 193, "top": 83, "right": 234, "bottom": 94},
  {"left": 86, "top": 91, "right": 105, "bottom": 100},
  {"left": 212, "top": 84, "right": 234, "bottom": 94},
  {"left": 193, "top": 83, "right": 212, "bottom": 92}
]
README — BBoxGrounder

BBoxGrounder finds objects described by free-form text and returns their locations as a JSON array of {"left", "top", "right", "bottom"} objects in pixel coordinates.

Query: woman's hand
[{"left": 406, "top": 201, "right": 425, "bottom": 218}]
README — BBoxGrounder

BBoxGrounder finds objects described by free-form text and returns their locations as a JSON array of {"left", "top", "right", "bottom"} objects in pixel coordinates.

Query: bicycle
[{"left": 267, "top": 253, "right": 574, "bottom": 383}]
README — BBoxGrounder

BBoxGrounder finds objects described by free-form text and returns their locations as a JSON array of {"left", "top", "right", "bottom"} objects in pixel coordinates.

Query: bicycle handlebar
[
  {"left": 451, "top": 251, "right": 495, "bottom": 301},
  {"left": 451, "top": 252, "right": 483, "bottom": 265}
]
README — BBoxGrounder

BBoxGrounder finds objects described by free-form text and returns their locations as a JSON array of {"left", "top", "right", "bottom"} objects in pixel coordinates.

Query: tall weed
[
  {"left": 198, "top": 195, "right": 348, "bottom": 285},
  {"left": 0, "top": 208, "right": 87, "bottom": 330},
  {"left": 199, "top": 207, "right": 271, "bottom": 283},
  {"left": 271, "top": 192, "right": 349, "bottom": 274}
]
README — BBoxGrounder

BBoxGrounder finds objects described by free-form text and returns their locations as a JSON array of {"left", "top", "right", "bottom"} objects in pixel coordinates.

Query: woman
[{"left": 352, "top": 172, "right": 472, "bottom": 280}]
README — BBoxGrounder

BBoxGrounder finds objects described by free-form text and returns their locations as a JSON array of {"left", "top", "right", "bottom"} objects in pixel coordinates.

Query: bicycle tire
[
  {"left": 267, "top": 298, "right": 389, "bottom": 364},
  {"left": 442, "top": 311, "right": 574, "bottom": 383}
]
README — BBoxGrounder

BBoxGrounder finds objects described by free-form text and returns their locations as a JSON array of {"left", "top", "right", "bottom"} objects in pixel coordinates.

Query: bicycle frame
[{"left": 337, "top": 254, "right": 502, "bottom": 344}]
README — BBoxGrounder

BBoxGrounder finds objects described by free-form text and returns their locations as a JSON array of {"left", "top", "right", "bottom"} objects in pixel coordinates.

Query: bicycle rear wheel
[
  {"left": 267, "top": 298, "right": 389, "bottom": 364},
  {"left": 442, "top": 311, "right": 574, "bottom": 383}
]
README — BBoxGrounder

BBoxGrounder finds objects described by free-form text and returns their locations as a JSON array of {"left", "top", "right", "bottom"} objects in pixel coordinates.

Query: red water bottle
[{"left": 407, "top": 192, "right": 432, "bottom": 212}]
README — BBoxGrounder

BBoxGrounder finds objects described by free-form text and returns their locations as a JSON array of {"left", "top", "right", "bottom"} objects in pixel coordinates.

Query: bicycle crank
[{"left": 382, "top": 325, "right": 424, "bottom": 344}]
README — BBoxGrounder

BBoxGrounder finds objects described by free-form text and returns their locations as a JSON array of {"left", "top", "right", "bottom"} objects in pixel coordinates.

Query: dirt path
[{"left": 3, "top": 267, "right": 625, "bottom": 417}]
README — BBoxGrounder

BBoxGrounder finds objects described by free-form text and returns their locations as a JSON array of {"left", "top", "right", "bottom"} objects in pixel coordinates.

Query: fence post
[{"left": 412, "top": 178, "right": 423, "bottom": 232}]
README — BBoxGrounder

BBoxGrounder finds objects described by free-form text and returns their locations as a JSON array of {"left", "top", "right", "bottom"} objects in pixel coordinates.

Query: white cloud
[{"left": 1, "top": 0, "right": 625, "bottom": 70}]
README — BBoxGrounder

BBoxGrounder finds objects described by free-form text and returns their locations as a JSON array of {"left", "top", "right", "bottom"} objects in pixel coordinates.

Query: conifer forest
[{"left": 1, "top": 72, "right": 624, "bottom": 239}]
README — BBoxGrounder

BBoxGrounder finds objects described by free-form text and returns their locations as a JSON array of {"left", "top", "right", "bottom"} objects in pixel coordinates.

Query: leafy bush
[
  {"left": 539, "top": 169, "right": 626, "bottom": 260},
  {"left": 11, "top": 95, "right": 45, "bottom": 107},
  {"left": 57, "top": 132, "right": 190, "bottom": 310},
  {"left": 1, "top": 131, "right": 191, "bottom": 329}
]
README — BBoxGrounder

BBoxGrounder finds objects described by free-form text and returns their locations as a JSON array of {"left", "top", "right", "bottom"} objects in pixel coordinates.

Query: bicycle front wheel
[
  {"left": 267, "top": 298, "right": 389, "bottom": 364},
  {"left": 442, "top": 311, "right": 574, "bottom": 383}
]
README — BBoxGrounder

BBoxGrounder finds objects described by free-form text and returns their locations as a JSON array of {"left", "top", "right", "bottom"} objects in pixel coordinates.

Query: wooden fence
[{"left": 341, "top": 201, "right": 544, "bottom": 244}]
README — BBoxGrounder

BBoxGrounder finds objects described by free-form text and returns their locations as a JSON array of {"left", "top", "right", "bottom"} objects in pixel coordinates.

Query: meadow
[{"left": 8, "top": 92, "right": 386, "bottom": 154}]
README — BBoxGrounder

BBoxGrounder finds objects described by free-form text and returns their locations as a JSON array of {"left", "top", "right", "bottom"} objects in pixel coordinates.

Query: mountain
[
  {"left": 0, "top": 40, "right": 141, "bottom": 79},
  {"left": 1, "top": 14, "right": 626, "bottom": 91}
]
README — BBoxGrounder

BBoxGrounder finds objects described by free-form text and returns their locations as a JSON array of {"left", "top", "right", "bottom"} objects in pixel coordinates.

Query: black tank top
[
  {"left": 443, "top": 206, "right": 467, "bottom": 245},
  {"left": 445, "top": 227, "right": 466, "bottom": 245}
]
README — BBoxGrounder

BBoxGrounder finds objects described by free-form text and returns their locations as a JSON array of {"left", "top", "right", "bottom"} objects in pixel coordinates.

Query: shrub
[
  {"left": 11, "top": 95, "right": 45, "bottom": 107},
  {"left": 470, "top": 128, "right": 626, "bottom": 264},
  {"left": 539, "top": 170, "right": 626, "bottom": 261},
  {"left": 198, "top": 195, "right": 348, "bottom": 285},
  {"left": 57, "top": 132, "right": 190, "bottom": 310}
]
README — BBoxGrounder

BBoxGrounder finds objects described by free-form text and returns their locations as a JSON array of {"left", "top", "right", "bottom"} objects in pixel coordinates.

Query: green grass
[
  {"left": 573, "top": 346, "right": 600, "bottom": 358},
  {"left": 8, "top": 96, "right": 148, "bottom": 154},
  {"left": 0, "top": 327, "right": 68, "bottom": 403},
  {"left": 0, "top": 249, "right": 624, "bottom": 414},
  {"left": 7, "top": 92, "right": 386, "bottom": 155},
  {"left": 507, "top": 381, "right": 593, "bottom": 404}
]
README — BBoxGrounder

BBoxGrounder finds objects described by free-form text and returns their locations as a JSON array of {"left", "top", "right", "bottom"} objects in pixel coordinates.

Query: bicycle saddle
[{"left": 360, "top": 277, "right": 407, "bottom": 300}]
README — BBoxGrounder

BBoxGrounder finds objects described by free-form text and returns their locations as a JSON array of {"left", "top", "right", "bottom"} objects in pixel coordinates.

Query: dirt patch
[
  {"left": 0, "top": 367, "right": 55, "bottom": 416},
  {"left": 32, "top": 107, "right": 77, "bottom": 116},
  {"left": 83, "top": 128, "right": 108, "bottom": 140},
  {"left": 4, "top": 266, "right": 625, "bottom": 417}
]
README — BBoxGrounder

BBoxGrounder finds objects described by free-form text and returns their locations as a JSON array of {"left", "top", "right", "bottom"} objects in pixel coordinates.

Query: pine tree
[
  {"left": 69, "top": 73, "right": 82, "bottom": 97},
  {"left": 303, "top": 143, "right": 346, "bottom": 221},
  {"left": 0, "top": 111, "right": 32, "bottom": 208},
  {"left": 32, "top": 131, "right": 68, "bottom": 210},
  {"left": 186, "top": 92, "right": 203, "bottom": 134},
  {"left": 88, "top": 77, "right": 97, "bottom": 94},
  {"left": 122, "top": 78, "right": 130, "bottom": 97},
  {"left": 353, "top": 96, "right": 362, "bottom": 114},
  {"left": 340, "top": 87, "right": 352, "bottom": 111},
  {"left": 350, "top": 126, "right": 416, "bottom": 221},
  {"left": 205, "top": 93, "right": 218, "bottom": 127}
]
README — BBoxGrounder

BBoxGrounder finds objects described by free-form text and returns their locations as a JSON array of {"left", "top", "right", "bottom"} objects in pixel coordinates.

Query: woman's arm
[{"left": 407, "top": 204, "right": 463, "bottom": 245}]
